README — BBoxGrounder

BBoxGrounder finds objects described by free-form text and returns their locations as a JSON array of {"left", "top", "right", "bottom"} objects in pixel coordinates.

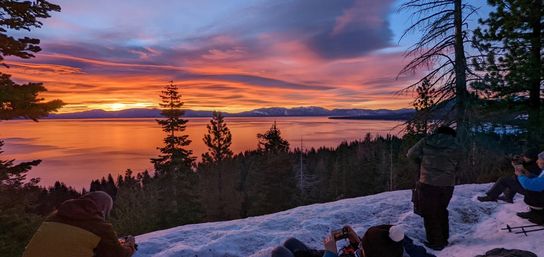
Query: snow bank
[{"left": 134, "top": 184, "right": 544, "bottom": 257}]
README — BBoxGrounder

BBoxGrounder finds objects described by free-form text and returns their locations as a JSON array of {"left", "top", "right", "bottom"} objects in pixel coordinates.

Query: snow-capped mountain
[
  {"left": 133, "top": 184, "right": 543, "bottom": 257},
  {"left": 237, "top": 107, "right": 331, "bottom": 116},
  {"left": 46, "top": 107, "right": 415, "bottom": 119}
]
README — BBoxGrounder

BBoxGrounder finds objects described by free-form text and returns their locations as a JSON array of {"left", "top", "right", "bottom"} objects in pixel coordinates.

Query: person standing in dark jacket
[{"left": 406, "top": 126, "right": 462, "bottom": 251}]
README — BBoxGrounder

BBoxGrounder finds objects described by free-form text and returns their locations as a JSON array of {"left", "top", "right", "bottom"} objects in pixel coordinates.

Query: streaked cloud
[{"left": 3, "top": 0, "right": 420, "bottom": 113}]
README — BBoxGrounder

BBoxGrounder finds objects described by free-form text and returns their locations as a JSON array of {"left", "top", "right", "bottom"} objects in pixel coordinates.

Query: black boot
[
  {"left": 477, "top": 195, "right": 496, "bottom": 202},
  {"left": 424, "top": 241, "right": 447, "bottom": 251},
  {"left": 517, "top": 209, "right": 541, "bottom": 220},
  {"left": 527, "top": 210, "right": 544, "bottom": 225}
]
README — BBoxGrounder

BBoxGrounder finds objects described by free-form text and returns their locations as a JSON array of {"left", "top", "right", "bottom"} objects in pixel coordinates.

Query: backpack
[{"left": 475, "top": 248, "right": 537, "bottom": 257}]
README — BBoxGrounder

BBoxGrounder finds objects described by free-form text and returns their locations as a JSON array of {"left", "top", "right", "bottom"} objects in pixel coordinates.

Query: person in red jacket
[{"left": 23, "top": 191, "right": 136, "bottom": 257}]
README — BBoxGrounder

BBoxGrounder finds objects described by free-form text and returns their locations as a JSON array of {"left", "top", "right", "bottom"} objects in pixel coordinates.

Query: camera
[
  {"left": 119, "top": 236, "right": 138, "bottom": 250},
  {"left": 332, "top": 227, "right": 350, "bottom": 241},
  {"left": 511, "top": 155, "right": 524, "bottom": 165}
]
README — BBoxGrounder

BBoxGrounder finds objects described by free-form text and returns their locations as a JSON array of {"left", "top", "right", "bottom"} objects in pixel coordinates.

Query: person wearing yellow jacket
[{"left": 23, "top": 191, "right": 136, "bottom": 257}]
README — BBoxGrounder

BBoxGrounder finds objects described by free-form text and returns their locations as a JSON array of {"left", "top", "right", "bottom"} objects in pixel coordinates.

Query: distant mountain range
[{"left": 46, "top": 107, "right": 415, "bottom": 120}]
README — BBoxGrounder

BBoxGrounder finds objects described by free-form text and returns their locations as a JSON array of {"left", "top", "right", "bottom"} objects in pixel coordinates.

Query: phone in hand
[{"left": 332, "top": 227, "right": 350, "bottom": 241}]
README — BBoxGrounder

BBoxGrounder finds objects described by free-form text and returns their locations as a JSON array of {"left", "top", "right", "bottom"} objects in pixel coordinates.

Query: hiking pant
[
  {"left": 525, "top": 189, "right": 544, "bottom": 209},
  {"left": 418, "top": 182, "right": 454, "bottom": 246},
  {"left": 486, "top": 175, "right": 525, "bottom": 201}
]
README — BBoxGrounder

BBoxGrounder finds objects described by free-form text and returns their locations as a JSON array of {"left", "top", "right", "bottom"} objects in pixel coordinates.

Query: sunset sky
[{"left": 2, "top": 0, "right": 488, "bottom": 113}]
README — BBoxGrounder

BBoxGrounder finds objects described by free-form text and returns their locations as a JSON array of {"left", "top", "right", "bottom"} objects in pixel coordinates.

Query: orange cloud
[{"left": 2, "top": 38, "right": 417, "bottom": 114}]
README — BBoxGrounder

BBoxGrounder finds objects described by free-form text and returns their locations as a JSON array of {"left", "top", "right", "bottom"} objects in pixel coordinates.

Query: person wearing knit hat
[
  {"left": 360, "top": 225, "right": 404, "bottom": 257},
  {"left": 477, "top": 149, "right": 542, "bottom": 204},
  {"left": 271, "top": 224, "right": 434, "bottom": 257},
  {"left": 82, "top": 191, "right": 115, "bottom": 218},
  {"left": 22, "top": 191, "right": 136, "bottom": 257}
]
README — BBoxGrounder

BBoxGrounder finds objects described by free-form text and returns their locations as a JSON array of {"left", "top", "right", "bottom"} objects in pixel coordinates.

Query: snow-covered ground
[{"left": 134, "top": 184, "right": 544, "bottom": 257}]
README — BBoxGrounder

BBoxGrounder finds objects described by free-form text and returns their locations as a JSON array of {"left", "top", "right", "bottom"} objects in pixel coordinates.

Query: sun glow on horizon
[
  {"left": 108, "top": 103, "right": 126, "bottom": 111},
  {"left": 102, "top": 102, "right": 155, "bottom": 111}
]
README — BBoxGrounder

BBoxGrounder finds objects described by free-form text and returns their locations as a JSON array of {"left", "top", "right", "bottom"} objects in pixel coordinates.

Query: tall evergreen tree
[
  {"left": 0, "top": 3, "right": 64, "bottom": 254},
  {"left": 199, "top": 111, "right": 234, "bottom": 220},
  {"left": 399, "top": 0, "right": 477, "bottom": 135},
  {"left": 202, "top": 111, "right": 233, "bottom": 163},
  {"left": 150, "top": 81, "right": 201, "bottom": 229},
  {"left": 0, "top": 1, "right": 64, "bottom": 121},
  {"left": 407, "top": 78, "right": 435, "bottom": 135},
  {"left": 257, "top": 121, "right": 289, "bottom": 153},
  {"left": 151, "top": 81, "right": 195, "bottom": 174},
  {"left": 472, "top": 0, "right": 543, "bottom": 139}
]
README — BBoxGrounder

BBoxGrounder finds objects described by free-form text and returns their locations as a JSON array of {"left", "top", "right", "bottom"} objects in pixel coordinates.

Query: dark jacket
[
  {"left": 518, "top": 170, "right": 544, "bottom": 208},
  {"left": 406, "top": 134, "right": 462, "bottom": 187},
  {"left": 23, "top": 198, "right": 134, "bottom": 257}
]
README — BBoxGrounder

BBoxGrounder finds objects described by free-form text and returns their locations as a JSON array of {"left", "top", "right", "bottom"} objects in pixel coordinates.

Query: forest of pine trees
[
  {"left": 1, "top": 0, "right": 543, "bottom": 256},
  {"left": 80, "top": 80, "right": 524, "bottom": 237}
]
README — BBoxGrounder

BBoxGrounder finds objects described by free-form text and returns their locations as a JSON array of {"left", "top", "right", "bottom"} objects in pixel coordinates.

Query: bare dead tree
[{"left": 398, "top": 0, "right": 479, "bottom": 136}]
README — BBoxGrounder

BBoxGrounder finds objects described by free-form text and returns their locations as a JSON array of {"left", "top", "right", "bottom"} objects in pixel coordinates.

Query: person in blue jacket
[
  {"left": 477, "top": 149, "right": 541, "bottom": 203},
  {"left": 271, "top": 225, "right": 434, "bottom": 257},
  {"left": 516, "top": 151, "right": 544, "bottom": 224}
]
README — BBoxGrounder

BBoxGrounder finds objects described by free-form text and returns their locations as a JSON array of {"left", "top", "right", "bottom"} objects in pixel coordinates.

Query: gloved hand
[{"left": 120, "top": 235, "right": 137, "bottom": 250}]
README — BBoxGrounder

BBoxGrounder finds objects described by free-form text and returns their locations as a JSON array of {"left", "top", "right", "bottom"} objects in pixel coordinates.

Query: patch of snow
[{"left": 134, "top": 184, "right": 544, "bottom": 257}]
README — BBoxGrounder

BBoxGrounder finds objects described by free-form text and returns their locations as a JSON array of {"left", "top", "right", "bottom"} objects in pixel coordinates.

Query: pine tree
[
  {"left": 150, "top": 81, "right": 202, "bottom": 229},
  {"left": 0, "top": 8, "right": 64, "bottom": 252},
  {"left": 257, "top": 121, "right": 289, "bottom": 153},
  {"left": 151, "top": 81, "right": 195, "bottom": 174},
  {"left": 0, "top": 0, "right": 64, "bottom": 188},
  {"left": 0, "top": 1, "right": 64, "bottom": 121},
  {"left": 0, "top": 139, "right": 42, "bottom": 257},
  {"left": 246, "top": 123, "right": 294, "bottom": 215},
  {"left": 0, "top": 141, "right": 41, "bottom": 188},
  {"left": 202, "top": 111, "right": 233, "bottom": 163},
  {"left": 199, "top": 111, "right": 234, "bottom": 220},
  {"left": 472, "top": 0, "right": 543, "bottom": 139},
  {"left": 407, "top": 78, "right": 435, "bottom": 135},
  {"left": 0, "top": 74, "right": 64, "bottom": 121}
]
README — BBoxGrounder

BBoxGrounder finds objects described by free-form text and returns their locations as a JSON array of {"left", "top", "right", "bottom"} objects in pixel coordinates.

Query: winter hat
[
  {"left": 389, "top": 225, "right": 405, "bottom": 242},
  {"left": 538, "top": 151, "right": 544, "bottom": 161},
  {"left": 361, "top": 225, "right": 404, "bottom": 257},
  {"left": 82, "top": 191, "right": 113, "bottom": 218}
]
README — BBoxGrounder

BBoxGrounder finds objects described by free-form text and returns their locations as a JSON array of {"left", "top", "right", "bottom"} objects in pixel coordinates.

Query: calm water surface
[{"left": 1, "top": 117, "right": 403, "bottom": 189}]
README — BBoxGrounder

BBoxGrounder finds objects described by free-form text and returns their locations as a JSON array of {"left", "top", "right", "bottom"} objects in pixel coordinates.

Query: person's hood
[
  {"left": 56, "top": 198, "right": 105, "bottom": 221},
  {"left": 425, "top": 133, "right": 457, "bottom": 149}
]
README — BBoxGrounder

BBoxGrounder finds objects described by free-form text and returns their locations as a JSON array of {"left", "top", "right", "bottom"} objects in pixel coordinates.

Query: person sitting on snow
[
  {"left": 515, "top": 151, "right": 544, "bottom": 225},
  {"left": 271, "top": 225, "right": 434, "bottom": 257},
  {"left": 22, "top": 191, "right": 136, "bottom": 257},
  {"left": 477, "top": 149, "right": 541, "bottom": 203}
]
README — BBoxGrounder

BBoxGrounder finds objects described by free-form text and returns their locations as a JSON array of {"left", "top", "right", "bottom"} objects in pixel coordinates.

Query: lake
[{"left": 0, "top": 117, "right": 403, "bottom": 189}]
